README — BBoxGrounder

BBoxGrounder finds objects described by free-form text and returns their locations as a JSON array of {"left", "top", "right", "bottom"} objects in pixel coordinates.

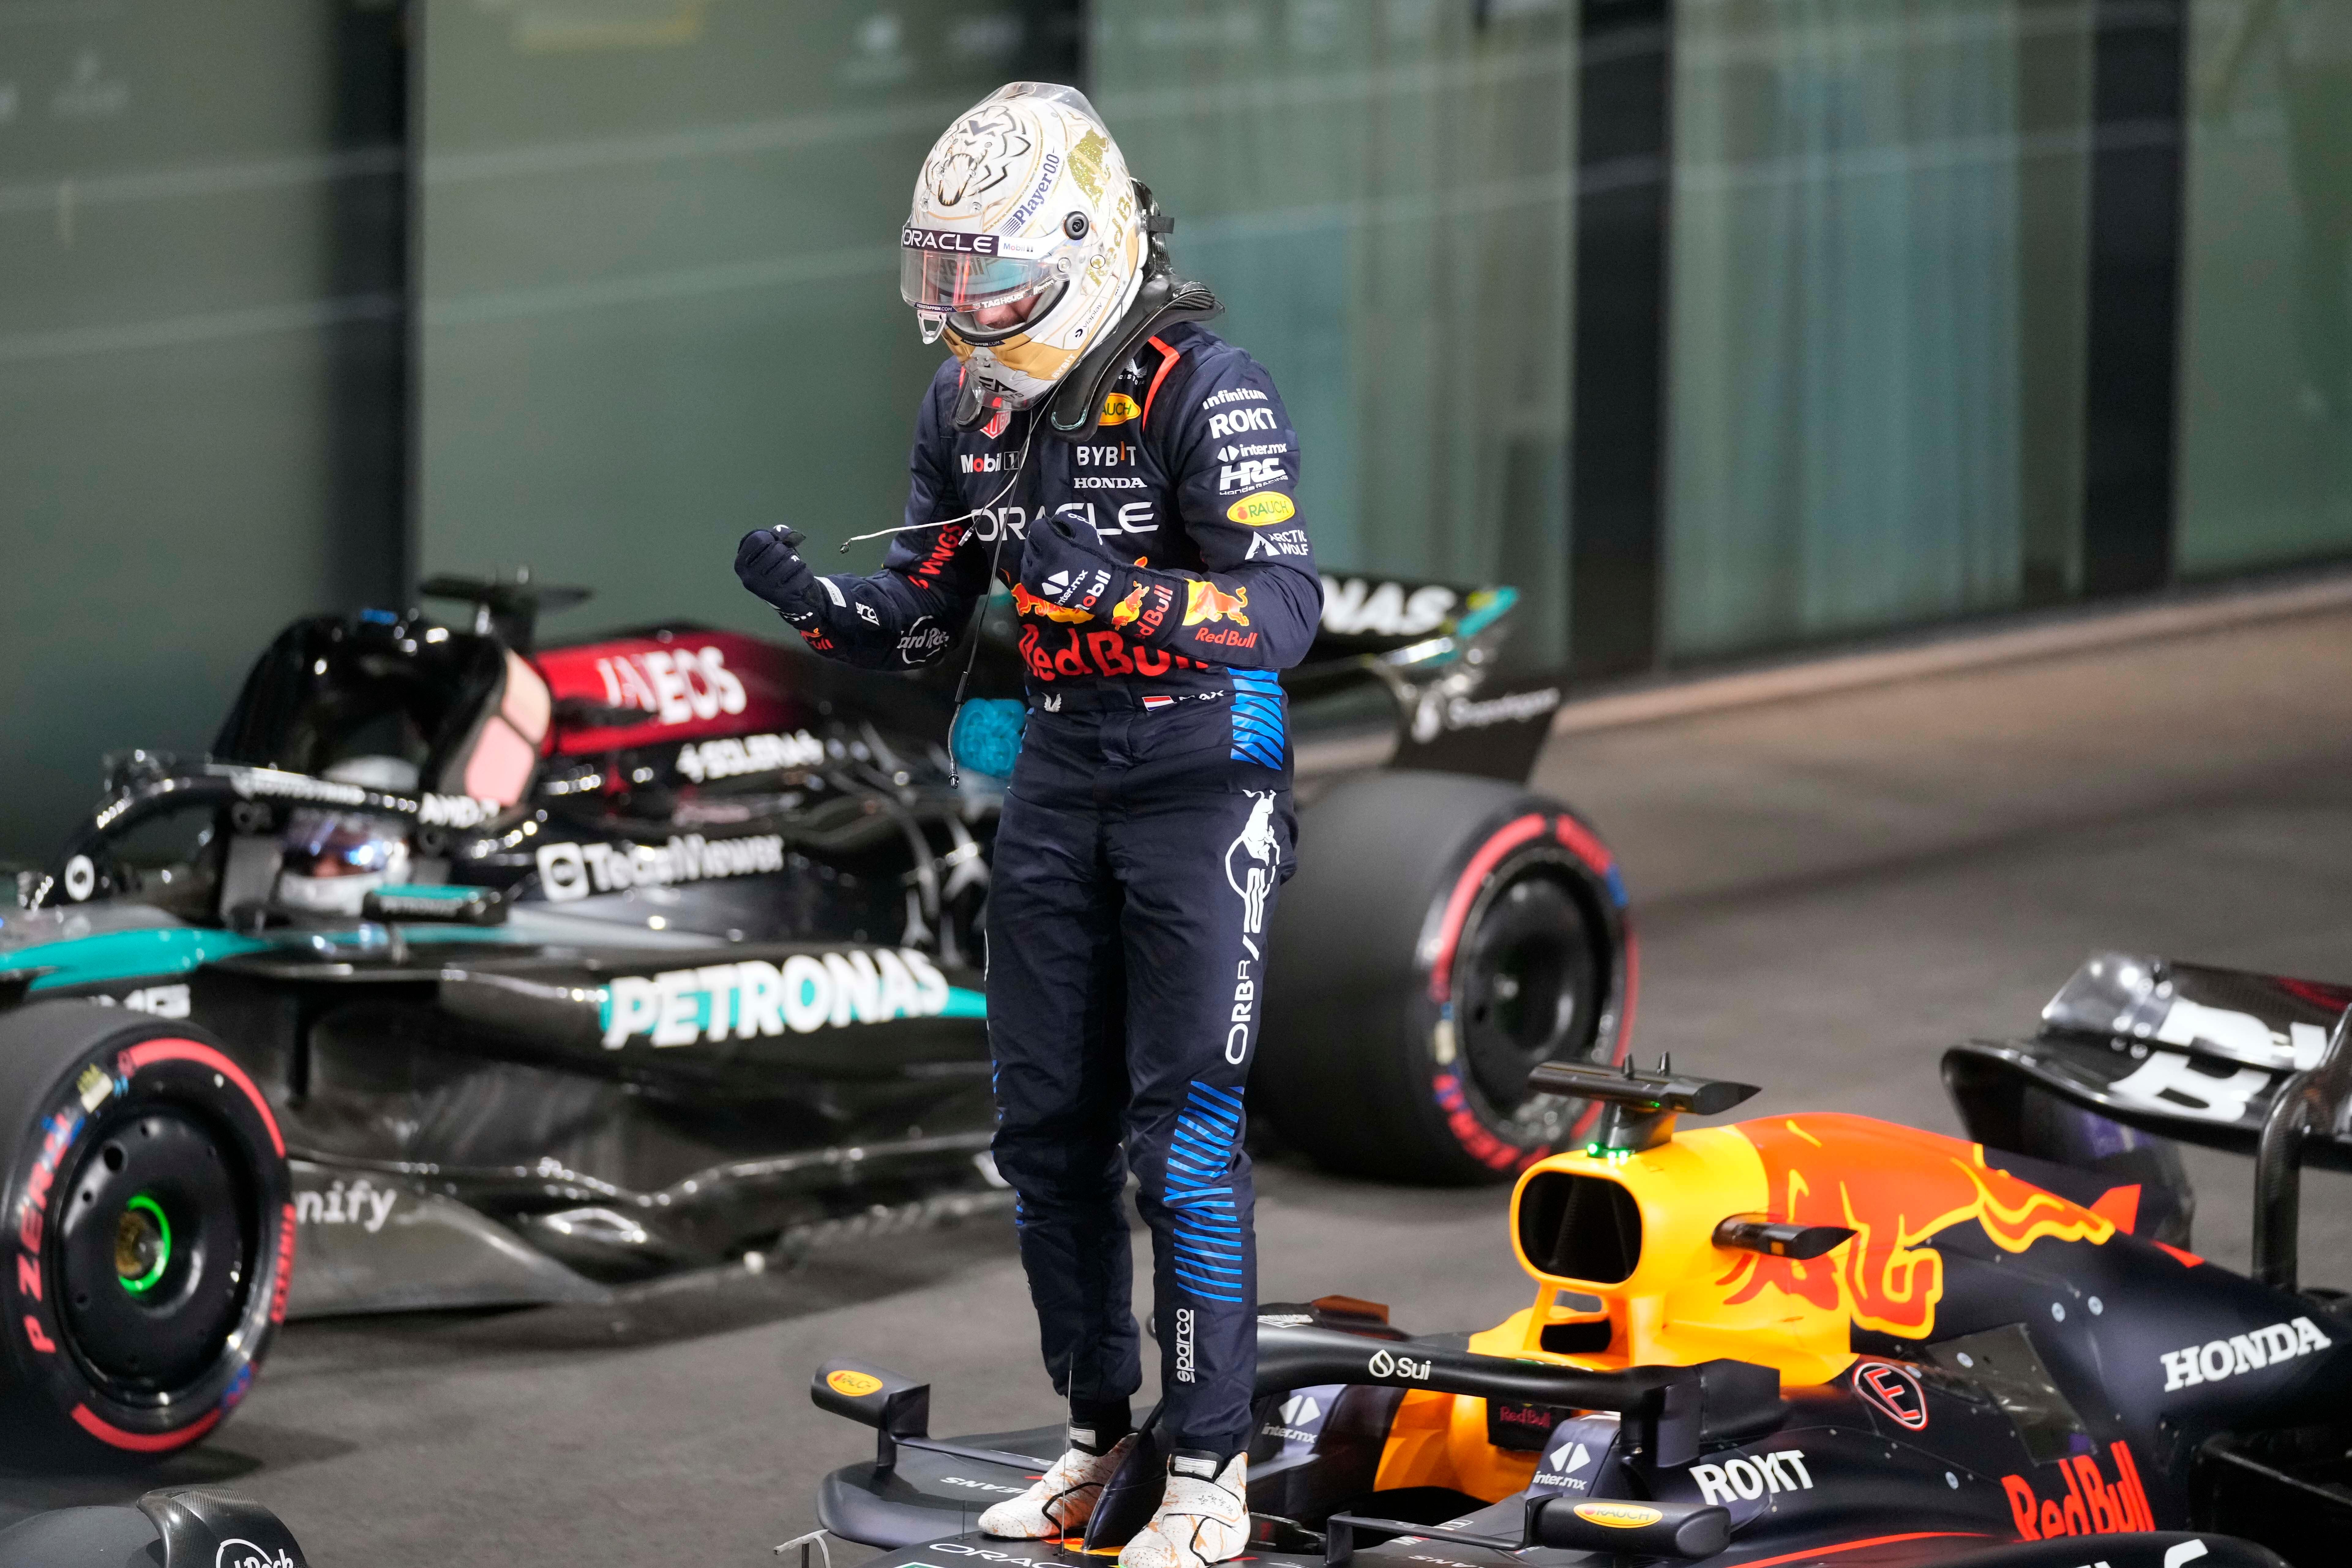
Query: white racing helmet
[{"left": 902, "top": 82, "right": 1147, "bottom": 420}]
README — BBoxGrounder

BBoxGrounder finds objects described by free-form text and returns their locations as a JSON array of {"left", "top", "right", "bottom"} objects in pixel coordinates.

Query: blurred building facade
[{"left": 1, "top": 0, "right": 2346, "bottom": 856}]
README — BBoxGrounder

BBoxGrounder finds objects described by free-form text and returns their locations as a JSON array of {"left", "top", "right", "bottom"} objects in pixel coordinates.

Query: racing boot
[
  {"left": 978, "top": 1431, "right": 1136, "bottom": 1539},
  {"left": 1116, "top": 1452, "right": 1249, "bottom": 1568}
]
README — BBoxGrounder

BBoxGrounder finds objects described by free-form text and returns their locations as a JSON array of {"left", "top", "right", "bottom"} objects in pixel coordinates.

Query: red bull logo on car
[
  {"left": 1718, "top": 1115, "right": 2118, "bottom": 1339},
  {"left": 2002, "top": 1442, "right": 2155, "bottom": 1540}
]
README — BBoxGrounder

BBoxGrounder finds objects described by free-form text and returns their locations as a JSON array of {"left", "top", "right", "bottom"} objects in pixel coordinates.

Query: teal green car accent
[
  {"left": 1454, "top": 586, "right": 1519, "bottom": 643},
  {"left": 372, "top": 883, "right": 480, "bottom": 902},
  {"left": 942, "top": 986, "right": 987, "bottom": 1019},
  {"left": 11, "top": 928, "right": 272, "bottom": 991}
]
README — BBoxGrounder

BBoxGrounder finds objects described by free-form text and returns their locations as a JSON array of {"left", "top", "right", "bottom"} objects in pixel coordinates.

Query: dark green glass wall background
[
  {"left": 416, "top": 0, "right": 1077, "bottom": 633},
  {"left": 2176, "top": 0, "right": 2352, "bottom": 573},
  {"left": 1091, "top": 0, "right": 1579, "bottom": 667},
  {"left": 0, "top": 1, "right": 403, "bottom": 864},
  {"left": 4, "top": 0, "right": 2347, "bottom": 865},
  {"left": 1664, "top": 0, "right": 2096, "bottom": 656}
]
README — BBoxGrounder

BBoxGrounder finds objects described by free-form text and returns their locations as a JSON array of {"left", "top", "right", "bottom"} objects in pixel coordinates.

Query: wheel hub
[
  {"left": 55, "top": 1106, "right": 255, "bottom": 1394},
  {"left": 1456, "top": 868, "right": 1600, "bottom": 1121},
  {"left": 114, "top": 1194, "right": 172, "bottom": 1295}
]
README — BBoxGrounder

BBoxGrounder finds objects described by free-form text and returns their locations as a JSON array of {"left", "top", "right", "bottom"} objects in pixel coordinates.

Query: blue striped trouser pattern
[
  {"left": 1162, "top": 1080, "right": 1248, "bottom": 1304},
  {"left": 1228, "top": 669, "right": 1286, "bottom": 769}
]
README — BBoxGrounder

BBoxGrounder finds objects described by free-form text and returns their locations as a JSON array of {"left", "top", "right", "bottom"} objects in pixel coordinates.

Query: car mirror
[{"left": 1530, "top": 1495, "right": 1729, "bottom": 1559}]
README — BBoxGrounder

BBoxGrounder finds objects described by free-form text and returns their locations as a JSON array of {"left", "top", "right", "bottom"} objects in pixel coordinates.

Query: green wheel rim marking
[{"left": 118, "top": 1194, "right": 171, "bottom": 1294}]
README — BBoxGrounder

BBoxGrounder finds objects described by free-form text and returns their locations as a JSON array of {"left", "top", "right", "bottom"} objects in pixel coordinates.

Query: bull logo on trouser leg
[
  {"left": 1225, "top": 792, "right": 1279, "bottom": 937},
  {"left": 1220, "top": 792, "right": 1281, "bottom": 1067}
]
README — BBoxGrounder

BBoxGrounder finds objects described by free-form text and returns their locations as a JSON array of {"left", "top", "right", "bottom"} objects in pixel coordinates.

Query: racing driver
[{"left": 733, "top": 82, "right": 1318, "bottom": 1568}]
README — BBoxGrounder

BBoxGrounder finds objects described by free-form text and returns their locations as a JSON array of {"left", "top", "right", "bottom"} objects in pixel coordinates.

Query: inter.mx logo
[
  {"left": 1262, "top": 1392, "right": 1324, "bottom": 1444},
  {"left": 1542, "top": 1436, "right": 1596, "bottom": 1489}
]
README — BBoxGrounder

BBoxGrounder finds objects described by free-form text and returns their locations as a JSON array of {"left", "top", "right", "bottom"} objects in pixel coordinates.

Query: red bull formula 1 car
[
  {"left": 0, "top": 572, "right": 1631, "bottom": 1461},
  {"left": 789, "top": 953, "right": 2352, "bottom": 1568}
]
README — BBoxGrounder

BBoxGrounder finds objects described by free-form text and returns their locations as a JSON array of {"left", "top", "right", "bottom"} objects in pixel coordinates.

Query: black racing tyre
[
  {"left": 0, "top": 1001, "right": 293, "bottom": 1464},
  {"left": 1257, "top": 770, "right": 1636, "bottom": 1184}
]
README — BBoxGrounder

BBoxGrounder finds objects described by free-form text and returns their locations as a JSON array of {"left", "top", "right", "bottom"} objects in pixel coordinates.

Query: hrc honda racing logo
[
  {"left": 1222, "top": 794, "right": 1280, "bottom": 1065},
  {"left": 601, "top": 949, "right": 954, "bottom": 1046},
  {"left": 536, "top": 833, "right": 784, "bottom": 901}
]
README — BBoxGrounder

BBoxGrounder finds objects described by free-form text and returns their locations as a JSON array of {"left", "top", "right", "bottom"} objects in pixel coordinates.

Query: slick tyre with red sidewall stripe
[
  {"left": 0, "top": 1001, "right": 292, "bottom": 1463},
  {"left": 1257, "top": 771, "right": 1635, "bottom": 1184}
]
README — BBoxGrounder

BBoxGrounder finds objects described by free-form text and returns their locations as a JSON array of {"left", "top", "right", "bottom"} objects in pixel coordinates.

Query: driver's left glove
[{"left": 1018, "top": 507, "right": 1159, "bottom": 632}]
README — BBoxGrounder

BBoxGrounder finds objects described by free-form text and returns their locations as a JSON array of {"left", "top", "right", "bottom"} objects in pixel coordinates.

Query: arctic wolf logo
[
  {"left": 929, "top": 107, "right": 1029, "bottom": 208},
  {"left": 1184, "top": 579, "right": 1249, "bottom": 627},
  {"left": 1225, "top": 792, "right": 1279, "bottom": 937}
]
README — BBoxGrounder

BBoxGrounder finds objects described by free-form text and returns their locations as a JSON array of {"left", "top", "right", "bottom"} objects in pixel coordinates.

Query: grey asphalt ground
[{"left": 6, "top": 602, "right": 2351, "bottom": 1566}]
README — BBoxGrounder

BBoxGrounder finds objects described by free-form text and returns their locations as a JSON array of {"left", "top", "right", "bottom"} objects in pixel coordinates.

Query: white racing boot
[
  {"left": 978, "top": 1431, "right": 1136, "bottom": 1539},
  {"left": 1117, "top": 1453, "right": 1249, "bottom": 1568}
]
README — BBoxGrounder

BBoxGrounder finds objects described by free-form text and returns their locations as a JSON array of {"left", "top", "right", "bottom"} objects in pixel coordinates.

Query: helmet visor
[{"left": 900, "top": 248, "right": 1060, "bottom": 317}]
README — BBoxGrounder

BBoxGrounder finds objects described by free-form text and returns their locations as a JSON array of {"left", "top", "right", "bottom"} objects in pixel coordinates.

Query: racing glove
[
  {"left": 735, "top": 526, "right": 835, "bottom": 644},
  {"left": 1017, "top": 506, "right": 1146, "bottom": 625},
  {"left": 1018, "top": 505, "right": 1267, "bottom": 662}
]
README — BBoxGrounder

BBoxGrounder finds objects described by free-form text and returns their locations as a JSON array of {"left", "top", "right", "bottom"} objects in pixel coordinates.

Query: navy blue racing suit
[{"left": 774, "top": 322, "right": 1319, "bottom": 1458}]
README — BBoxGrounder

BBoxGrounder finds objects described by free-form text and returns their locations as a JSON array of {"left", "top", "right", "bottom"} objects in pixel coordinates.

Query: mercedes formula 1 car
[
  {"left": 791, "top": 953, "right": 2352, "bottom": 1568},
  {"left": 0, "top": 572, "right": 1632, "bottom": 1460}
]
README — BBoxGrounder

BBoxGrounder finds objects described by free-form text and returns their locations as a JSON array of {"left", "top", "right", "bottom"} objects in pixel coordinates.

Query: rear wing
[
  {"left": 1946, "top": 952, "right": 2352, "bottom": 1290},
  {"left": 1294, "top": 575, "right": 1566, "bottom": 785},
  {"left": 1945, "top": 953, "right": 2352, "bottom": 1171}
]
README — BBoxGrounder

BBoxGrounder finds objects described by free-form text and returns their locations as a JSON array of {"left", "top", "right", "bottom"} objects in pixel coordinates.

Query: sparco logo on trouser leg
[
  {"left": 1222, "top": 793, "right": 1279, "bottom": 1065},
  {"left": 1174, "top": 1307, "right": 1197, "bottom": 1383}
]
